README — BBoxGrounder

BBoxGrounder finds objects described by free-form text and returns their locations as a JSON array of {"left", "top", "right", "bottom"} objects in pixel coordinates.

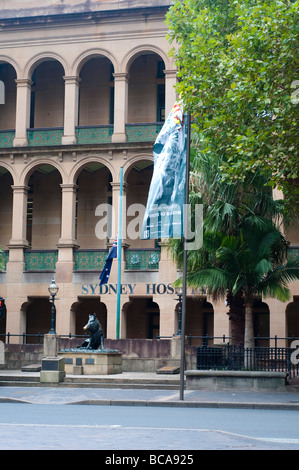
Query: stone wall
[
  {"left": 4, "top": 343, "right": 44, "bottom": 369},
  {"left": 4, "top": 338, "right": 197, "bottom": 371}
]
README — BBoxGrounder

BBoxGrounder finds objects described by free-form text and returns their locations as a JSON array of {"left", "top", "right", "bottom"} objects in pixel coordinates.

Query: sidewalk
[{"left": 0, "top": 370, "right": 299, "bottom": 410}]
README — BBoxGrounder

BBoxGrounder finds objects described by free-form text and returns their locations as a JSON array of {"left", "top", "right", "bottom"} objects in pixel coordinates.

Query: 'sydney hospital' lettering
[
  {"left": 82, "top": 283, "right": 177, "bottom": 295},
  {"left": 81, "top": 283, "right": 206, "bottom": 296}
]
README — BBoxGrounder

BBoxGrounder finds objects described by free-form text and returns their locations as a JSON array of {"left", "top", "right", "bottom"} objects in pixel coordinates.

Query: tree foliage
[
  {"left": 169, "top": 149, "right": 299, "bottom": 347},
  {"left": 166, "top": 0, "right": 299, "bottom": 205}
]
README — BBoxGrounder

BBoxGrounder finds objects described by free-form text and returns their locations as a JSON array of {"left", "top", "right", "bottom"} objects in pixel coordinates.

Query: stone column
[
  {"left": 111, "top": 72, "right": 129, "bottom": 143},
  {"left": 164, "top": 69, "right": 177, "bottom": 116},
  {"left": 6, "top": 185, "right": 29, "bottom": 282},
  {"left": 56, "top": 183, "right": 78, "bottom": 283},
  {"left": 13, "top": 79, "right": 32, "bottom": 147},
  {"left": 62, "top": 76, "right": 80, "bottom": 145},
  {"left": 110, "top": 180, "right": 128, "bottom": 244}
]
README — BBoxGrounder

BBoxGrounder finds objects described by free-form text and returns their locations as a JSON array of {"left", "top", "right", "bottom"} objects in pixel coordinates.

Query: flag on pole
[
  {"left": 99, "top": 238, "right": 117, "bottom": 285},
  {"left": 141, "top": 101, "right": 187, "bottom": 240}
]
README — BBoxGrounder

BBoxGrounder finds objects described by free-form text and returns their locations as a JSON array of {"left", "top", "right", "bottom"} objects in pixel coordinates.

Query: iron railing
[
  {"left": 125, "top": 249, "right": 160, "bottom": 270},
  {"left": 74, "top": 249, "right": 107, "bottom": 271},
  {"left": 75, "top": 125, "right": 113, "bottom": 144},
  {"left": 24, "top": 250, "right": 58, "bottom": 272},
  {"left": 126, "top": 122, "right": 163, "bottom": 142},
  {"left": 0, "top": 123, "right": 163, "bottom": 149},
  {"left": 196, "top": 343, "right": 299, "bottom": 378},
  {"left": 0, "top": 332, "right": 88, "bottom": 345},
  {"left": 27, "top": 127, "right": 64, "bottom": 146},
  {"left": 185, "top": 334, "right": 299, "bottom": 348},
  {"left": 0, "top": 129, "right": 14, "bottom": 147}
]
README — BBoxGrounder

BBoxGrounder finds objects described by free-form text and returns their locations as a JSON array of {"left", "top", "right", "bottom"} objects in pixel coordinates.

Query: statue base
[{"left": 58, "top": 349, "right": 122, "bottom": 375}]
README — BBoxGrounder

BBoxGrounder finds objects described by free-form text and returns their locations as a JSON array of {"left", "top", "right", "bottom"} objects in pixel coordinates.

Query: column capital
[
  {"left": 63, "top": 75, "right": 81, "bottom": 85},
  {"left": 113, "top": 72, "right": 130, "bottom": 82},
  {"left": 164, "top": 69, "right": 178, "bottom": 77},
  {"left": 110, "top": 181, "right": 128, "bottom": 191},
  {"left": 60, "top": 183, "right": 78, "bottom": 191},
  {"left": 14, "top": 78, "right": 33, "bottom": 87},
  {"left": 11, "top": 185, "right": 30, "bottom": 192}
]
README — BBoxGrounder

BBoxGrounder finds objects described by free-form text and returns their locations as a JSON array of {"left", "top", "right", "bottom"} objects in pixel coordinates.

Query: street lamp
[
  {"left": 48, "top": 276, "right": 59, "bottom": 334},
  {"left": 175, "top": 286, "right": 183, "bottom": 336}
]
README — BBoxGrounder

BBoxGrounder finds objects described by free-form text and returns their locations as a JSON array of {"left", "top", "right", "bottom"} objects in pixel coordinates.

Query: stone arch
[
  {"left": 0, "top": 162, "right": 17, "bottom": 185},
  {"left": 286, "top": 296, "right": 299, "bottom": 344},
  {"left": 69, "top": 156, "right": 116, "bottom": 185},
  {"left": 73, "top": 159, "right": 114, "bottom": 249},
  {"left": 123, "top": 154, "right": 153, "bottom": 183},
  {"left": 72, "top": 49, "right": 118, "bottom": 77},
  {"left": 23, "top": 52, "right": 68, "bottom": 80},
  {"left": 0, "top": 60, "right": 18, "bottom": 129},
  {"left": 121, "top": 44, "right": 170, "bottom": 74},
  {"left": 19, "top": 159, "right": 66, "bottom": 187},
  {"left": 24, "top": 163, "right": 63, "bottom": 249},
  {"left": 123, "top": 297, "right": 160, "bottom": 339},
  {"left": 73, "top": 298, "right": 107, "bottom": 337},
  {"left": 0, "top": 56, "right": 20, "bottom": 78},
  {"left": 184, "top": 297, "right": 214, "bottom": 345},
  {"left": 0, "top": 165, "right": 15, "bottom": 249}
]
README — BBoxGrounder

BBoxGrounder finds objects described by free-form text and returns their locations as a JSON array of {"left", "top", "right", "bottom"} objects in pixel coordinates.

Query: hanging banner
[{"left": 141, "top": 102, "right": 187, "bottom": 239}]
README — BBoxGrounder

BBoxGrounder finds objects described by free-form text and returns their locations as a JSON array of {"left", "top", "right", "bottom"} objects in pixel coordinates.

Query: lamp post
[
  {"left": 48, "top": 276, "right": 59, "bottom": 334},
  {"left": 175, "top": 287, "right": 183, "bottom": 336}
]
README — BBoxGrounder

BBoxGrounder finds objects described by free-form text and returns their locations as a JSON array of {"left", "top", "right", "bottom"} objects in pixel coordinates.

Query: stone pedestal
[
  {"left": 43, "top": 334, "right": 58, "bottom": 357},
  {"left": 40, "top": 357, "right": 65, "bottom": 383},
  {"left": 59, "top": 351, "right": 122, "bottom": 375}
]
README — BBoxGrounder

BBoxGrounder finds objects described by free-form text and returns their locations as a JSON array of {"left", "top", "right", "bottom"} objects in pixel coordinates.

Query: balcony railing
[
  {"left": 75, "top": 125, "right": 113, "bottom": 144},
  {"left": 0, "top": 123, "right": 164, "bottom": 148},
  {"left": 0, "top": 250, "right": 9, "bottom": 272},
  {"left": 74, "top": 249, "right": 107, "bottom": 271},
  {"left": 27, "top": 128, "right": 63, "bottom": 146},
  {"left": 126, "top": 122, "right": 163, "bottom": 142},
  {"left": 24, "top": 250, "right": 58, "bottom": 272},
  {"left": 0, "top": 130, "right": 15, "bottom": 148},
  {"left": 0, "top": 246, "right": 297, "bottom": 273}
]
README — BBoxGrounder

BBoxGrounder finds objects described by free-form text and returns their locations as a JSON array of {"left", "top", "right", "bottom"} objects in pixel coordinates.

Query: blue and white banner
[{"left": 142, "top": 102, "right": 187, "bottom": 239}]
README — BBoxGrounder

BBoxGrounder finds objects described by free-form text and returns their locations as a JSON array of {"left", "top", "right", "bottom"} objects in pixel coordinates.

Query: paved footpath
[{"left": 1, "top": 371, "right": 299, "bottom": 409}]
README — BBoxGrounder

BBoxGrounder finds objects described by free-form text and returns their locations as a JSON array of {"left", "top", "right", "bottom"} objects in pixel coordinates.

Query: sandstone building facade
[{"left": 0, "top": 0, "right": 298, "bottom": 345}]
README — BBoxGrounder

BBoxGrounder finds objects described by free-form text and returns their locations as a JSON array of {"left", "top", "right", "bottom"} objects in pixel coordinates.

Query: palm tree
[
  {"left": 170, "top": 143, "right": 297, "bottom": 347},
  {"left": 185, "top": 224, "right": 299, "bottom": 349}
]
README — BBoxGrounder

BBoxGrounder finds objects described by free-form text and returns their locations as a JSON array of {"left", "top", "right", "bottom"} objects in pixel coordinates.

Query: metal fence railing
[
  {"left": 1, "top": 333, "right": 299, "bottom": 378},
  {"left": 0, "top": 332, "right": 88, "bottom": 345},
  {"left": 196, "top": 344, "right": 299, "bottom": 378}
]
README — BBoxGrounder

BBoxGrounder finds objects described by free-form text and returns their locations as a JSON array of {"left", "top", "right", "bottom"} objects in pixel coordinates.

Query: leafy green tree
[{"left": 166, "top": 0, "right": 299, "bottom": 206}]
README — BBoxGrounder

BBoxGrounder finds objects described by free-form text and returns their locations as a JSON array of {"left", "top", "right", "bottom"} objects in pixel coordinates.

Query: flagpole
[
  {"left": 180, "top": 113, "right": 191, "bottom": 401},
  {"left": 116, "top": 166, "right": 123, "bottom": 339}
]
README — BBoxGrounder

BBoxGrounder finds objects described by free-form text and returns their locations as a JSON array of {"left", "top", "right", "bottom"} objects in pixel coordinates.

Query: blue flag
[
  {"left": 99, "top": 238, "right": 117, "bottom": 285},
  {"left": 141, "top": 102, "right": 186, "bottom": 239}
]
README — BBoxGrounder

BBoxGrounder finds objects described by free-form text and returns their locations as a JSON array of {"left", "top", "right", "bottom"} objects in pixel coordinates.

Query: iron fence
[
  {"left": 196, "top": 344, "right": 299, "bottom": 378},
  {"left": 0, "top": 332, "right": 88, "bottom": 345},
  {"left": 1, "top": 332, "right": 299, "bottom": 378}
]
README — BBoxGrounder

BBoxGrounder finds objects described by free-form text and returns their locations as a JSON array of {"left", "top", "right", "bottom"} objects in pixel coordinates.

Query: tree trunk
[
  {"left": 227, "top": 292, "right": 244, "bottom": 346},
  {"left": 244, "top": 299, "right": 255, "bottom": 350}
]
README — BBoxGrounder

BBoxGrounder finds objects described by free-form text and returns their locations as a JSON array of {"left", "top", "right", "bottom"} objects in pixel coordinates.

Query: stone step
[
  {"left": 0, "top": 379, "right": 180, "bottom": 389},
  {"left": 0, "top": 372, "right": 183, "bottom": 389}
]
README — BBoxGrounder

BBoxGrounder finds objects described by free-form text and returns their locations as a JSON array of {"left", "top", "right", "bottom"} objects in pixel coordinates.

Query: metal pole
[
  {"left": 49, "top": 294, "right": 56, "bottom": 334},
  {"left": 179, "top": 113, "right": 191, "bottom": 401},
  {"left": 116, "top": 166, "right": 123, "bottom": 339}
]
